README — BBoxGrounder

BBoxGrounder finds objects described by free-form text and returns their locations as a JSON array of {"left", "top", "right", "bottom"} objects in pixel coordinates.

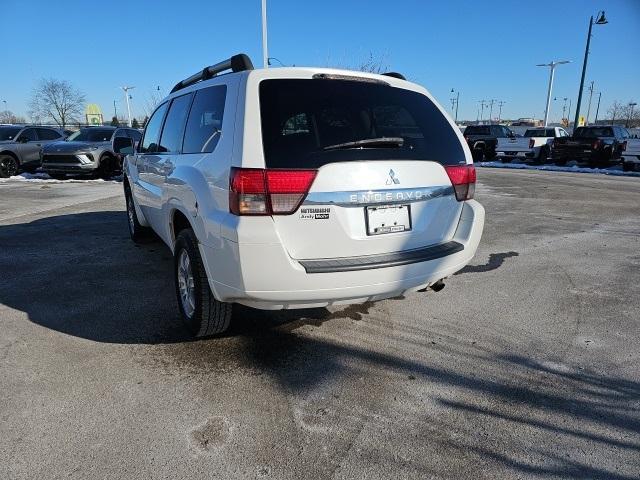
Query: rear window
[
  {"left": 525, "top": 129, "right": 555, "bottom": 137},
  {"left": 574, "top": 127, "right": 613, "bottom": 138},
  {"left": 464, "top": 126, "right": 490, "bottom": 136},
  {"left": 259, "top": 79, "right": 465, "bottom": 168}
]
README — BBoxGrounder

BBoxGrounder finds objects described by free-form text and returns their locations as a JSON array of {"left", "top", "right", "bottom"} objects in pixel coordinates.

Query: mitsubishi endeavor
[{"left": 124, "top": 54, "right": 485, "bottom": 336}]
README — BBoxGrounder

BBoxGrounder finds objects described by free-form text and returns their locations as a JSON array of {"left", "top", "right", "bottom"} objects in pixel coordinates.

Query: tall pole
[
  {"left": 594, "top": 92, "right": 602, "bottom": 123},
  {"left": 586, "top": 81, "right": 594, "bottom": 124},
  {"left": 574, "top": 17, "right": 594, "bottom": 128},
  {"left": 568, "top": 99, "right": 572, "bottom": 126},
  {"left": 544, "top": 66, "right": 555, "bottom": 126},
  {"left": 455, "top": 91, "right": 460, "bottom": 123},
  {"left": 261, "top": 0, "right": 269, "bottom": 68},
  {"left": 121, "top": 86, "right": 135, "bottom": 127},
  {"left": 628, "top": 103, "right": 638, "bottom": 128},
  {"left": 498, "top": 101, "right": 505, "bottom": 123},
  {"left": 113, "top": 100, "right": 117, "bottom": 119},
  {"left": 479, "top": 100, "right": 486, "bottom": 124},
  {"left": 488, "top": 99, "right": 496, "bottom": 124}
]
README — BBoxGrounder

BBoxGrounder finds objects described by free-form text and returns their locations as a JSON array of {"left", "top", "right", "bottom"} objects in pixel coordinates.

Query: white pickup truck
[
  {"left": 622, "top": 137, "right": 640, "bottom": 172},
  {"left": 496, "top": 126, "right": 570, "bottom": 163}
]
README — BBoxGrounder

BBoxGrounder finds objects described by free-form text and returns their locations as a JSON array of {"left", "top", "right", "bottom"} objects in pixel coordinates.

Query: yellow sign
[
  {"left": 578, "top": 116, "right": 586, "bottom": 127},
  {"left": 85, "top": 104, "right": 103, "bottom": 125}
]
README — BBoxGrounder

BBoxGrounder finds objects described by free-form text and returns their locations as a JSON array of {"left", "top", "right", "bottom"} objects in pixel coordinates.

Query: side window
[
  {"left": 36, "top": 128, "right": 61, "bottom": 140},
  {"left": 158, "top": 93, "right": 193, "bottom": 153},
  {"left": 183, "top": 85, "right": 227, "bottom": 154},
  {"left": 18, "top": 128, "right": 38, "bottom": 142},
  {"left": 140, "top": 102, "right": 168, "bottom": 153}
]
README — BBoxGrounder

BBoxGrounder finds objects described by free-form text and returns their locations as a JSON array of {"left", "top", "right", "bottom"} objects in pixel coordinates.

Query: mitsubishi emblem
[{"left": 386, "top": 169, "right": 400, "bottom": 185}]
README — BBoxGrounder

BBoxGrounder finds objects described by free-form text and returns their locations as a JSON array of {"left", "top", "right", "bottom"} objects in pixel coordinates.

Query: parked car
[
  {"left": 41, "top": 126, "right": 141, "bottom": 179},
  {"left": 622, "top": 137, "right": 640, "bottom": 172},
  {"left": 551, "top": 125, "right": 629, "bottom": 167},
  {"left": 496, "top": 126, "right": 569, "bottom": 163},
  {"left": 124, "top": 54, "right": 485, "bottom": 337},
  {"left": 0, "top": 125, "right": 66, "bottom": 177},
  {"left": 463, "top": 124, "right": 515, "bottom": 161}
]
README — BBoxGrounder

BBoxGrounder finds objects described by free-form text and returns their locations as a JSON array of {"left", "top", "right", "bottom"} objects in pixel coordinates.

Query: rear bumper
[
  {"left": 496, "top": 150, "right": 530, "bottom": 158},
  {"left": 200, "top": 200, "right": 485, "bottom": 309}
]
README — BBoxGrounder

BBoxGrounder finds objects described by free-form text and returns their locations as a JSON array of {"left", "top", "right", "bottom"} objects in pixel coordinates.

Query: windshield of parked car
[
  {"left": 259, "top": 78, "right": 466, "bottom": 168},
  {"left": 0, "top": 126, "right": 22, "bottom": 141},
  {"left": 66, "top": 128, "right": 115, "bottom": 142},
  {"left": 464, "top": 126, "right": 491, "bottom": 135},
  {"left": 573, "top": 127, "right": 614, "bottom": 138}
]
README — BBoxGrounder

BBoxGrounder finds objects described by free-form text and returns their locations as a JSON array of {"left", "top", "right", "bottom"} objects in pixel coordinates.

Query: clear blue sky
[{"left": 2, "top": 0, "right": 638, "bottom": 123}]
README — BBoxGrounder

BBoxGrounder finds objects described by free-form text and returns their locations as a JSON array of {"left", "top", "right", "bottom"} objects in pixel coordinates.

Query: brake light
[
  {"left": 529, "top": 138, "right": 535, "bottom": 149},
  {"left": 229, "top": 168, "right": 317, "bottom": 215},
  {"left": 592, "top": 139, "right": 601, "bottom": 150},
  {"left": 444, "top": 164, "right": 476, "bottom": 201}
]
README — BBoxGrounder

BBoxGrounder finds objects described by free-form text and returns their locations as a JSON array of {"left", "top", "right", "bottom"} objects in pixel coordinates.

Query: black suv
[
  {"left": 463, "top": 124, "right": 515, "bottom": 161},
  {"left": 552, "top": 125, "right": 630, "bottom": 167}
]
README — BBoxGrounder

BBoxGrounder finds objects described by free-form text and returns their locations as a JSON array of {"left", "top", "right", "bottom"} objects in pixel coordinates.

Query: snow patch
[{"left": 477, "top": 161, "right": 640, "bottom": 178}]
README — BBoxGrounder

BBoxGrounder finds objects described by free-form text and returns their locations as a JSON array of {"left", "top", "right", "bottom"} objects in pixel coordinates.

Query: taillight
[
  {"left": 622, "top": 141, "right": 627, "bottom": 151},
  {"left": 529, "top": 138, "right": 535, "bottom": 149},
  {"left": 592, "top": 139, "right": 601, "bottom": 150},
  {"left": 229, "top": 168, "right": 317, "bottom": 215},
  {"left": 444, "top": 164, "right": 476, "bottom": 202}
]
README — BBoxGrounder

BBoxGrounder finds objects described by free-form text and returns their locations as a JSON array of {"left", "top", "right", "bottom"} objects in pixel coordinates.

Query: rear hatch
[{"left": 249, "top": 76, "right": 471, "bottom": 261}]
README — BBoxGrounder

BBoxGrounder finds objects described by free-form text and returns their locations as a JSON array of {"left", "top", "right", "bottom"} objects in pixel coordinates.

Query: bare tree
[
  {"left": 29, "top": 78, "right": 85, "bottom": 127},
  {"left": 0, "top": 110, "right": 26, "bottom": 124},
  {"left": 607, "top": 101, "right": 624, "bottom": 125},
  {"left": 356, "top": 51, "right": 390, "bottom": 74},
  {"left": 142, "top": 88, "right": 164, "bottom": 118}
]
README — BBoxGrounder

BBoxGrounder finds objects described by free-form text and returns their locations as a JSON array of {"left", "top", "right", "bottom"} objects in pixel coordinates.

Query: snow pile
[
  {"left": 0, "top": 172, "right": 121, "bottom": 183},
  {"left": 477, "top": 161, "right": 640, "bottom": 178}
]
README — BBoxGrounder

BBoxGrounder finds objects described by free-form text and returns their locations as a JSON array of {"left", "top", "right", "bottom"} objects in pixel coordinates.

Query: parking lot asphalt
[{"left": 1, "top": 170, "right": 639, "bottom": 480}]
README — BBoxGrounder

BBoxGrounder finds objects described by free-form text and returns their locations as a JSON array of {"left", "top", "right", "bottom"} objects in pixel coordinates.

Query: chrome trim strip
[{"left": 303, "top": 185, "right": 454, "bottom": 207}]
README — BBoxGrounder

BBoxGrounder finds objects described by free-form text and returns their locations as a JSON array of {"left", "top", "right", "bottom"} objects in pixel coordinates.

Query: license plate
[{"left": 366, "top": 204, "right": 411, "bottom": 235}]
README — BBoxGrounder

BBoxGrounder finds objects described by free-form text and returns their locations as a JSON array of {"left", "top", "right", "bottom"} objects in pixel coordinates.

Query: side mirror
[{"left": 113, "top": 137, "right": 133, "bottom": 154}]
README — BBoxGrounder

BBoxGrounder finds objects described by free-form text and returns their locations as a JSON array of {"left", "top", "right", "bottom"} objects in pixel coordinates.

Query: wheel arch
[{"left": 0, "top": 150, "right": 20, "bottom": 163}]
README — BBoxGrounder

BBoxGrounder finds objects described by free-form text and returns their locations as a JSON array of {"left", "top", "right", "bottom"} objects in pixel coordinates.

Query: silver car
[
  {"left": 41, "top": 126, "right": 142, "bottom": 179},
  {"left": 0, "top": 125, "right": 66, "bottom": 177}
]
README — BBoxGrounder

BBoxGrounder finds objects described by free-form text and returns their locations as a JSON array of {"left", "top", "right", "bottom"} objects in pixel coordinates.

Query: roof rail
[
  {"left": 382, "top": 72, "right": 406, "bottom": 80},
  {"left": 170, "top": 53, "right": 254, "bottom": 94}
]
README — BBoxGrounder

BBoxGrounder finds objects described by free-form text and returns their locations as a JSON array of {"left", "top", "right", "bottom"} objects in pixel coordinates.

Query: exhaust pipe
[{"left": 418, "top": 279, "right": 445, "bottom": 293}]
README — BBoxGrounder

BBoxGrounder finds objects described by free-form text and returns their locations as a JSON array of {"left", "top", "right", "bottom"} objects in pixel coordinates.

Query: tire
[
  {"left": 0, "top": 154, "right": 19, "bottom": 178},
  {"left": 124, "top": 185, "right": 151, "bottom": 243},
  {"left": 471, "top": 149, "right": 483, "bottom": 162},
  {"left": 97, "top": 156, "right": 115, "bottom": 179},
  {"left": 484, "top": 148, "right": 497, "bottom": 160},
  {"left": 537, "top": 147, "right": 549, "bottom": 164},
  {"left": 174, "top": 229, "right": 233, "bottom": 337}
]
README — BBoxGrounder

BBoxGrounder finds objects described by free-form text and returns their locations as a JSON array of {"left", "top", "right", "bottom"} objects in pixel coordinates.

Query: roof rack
[
  {"left": 382, "top": 72, "right": 406, "bottom": 80},
  {"left": 170, "top": 53, "right": 254, "bottom": 94}
]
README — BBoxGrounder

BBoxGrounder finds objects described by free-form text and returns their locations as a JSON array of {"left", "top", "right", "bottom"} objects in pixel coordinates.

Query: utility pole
[
  {"left": 121, "top": 86, "right": 135, "bottom": 127},
  {"left": 113, "top": 100, "right": 117, "bottom": 119},
  {"left": 594, "top": 92, "right": 602, "bottom": 123},
  {"left": 628, "top": 102, "right": 638, "bottom": 128},
  {"left": 261, "top": 0, "right": 269, "bottom": 68},
  {"left": 488, "top": 99, "right": 496, "bottom": 124},
  {"left": 536, "top": 60, "right": 570, "bottom": 126},
  {"left": 586, "top": 81, "right": 595, "bottom": 124},
  {"left": 498, "top": 101, "right": 506, "bottom": 123},
  {"left": 561, "top": 97, "right": 568, "bottom": 121},
  {"left": 479, "top": 100, "right": 487, "bottom": 124},
  {"left": 450, "top": 89, "right": 460, "bottom": 124},
  {"left": 574, "top": 11, "right": 608, "bottom": 129}
]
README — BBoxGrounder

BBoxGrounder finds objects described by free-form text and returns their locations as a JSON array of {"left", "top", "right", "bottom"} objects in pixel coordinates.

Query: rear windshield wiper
[{"left": 323, "top": 137, "right": 404, "bottom": 151}]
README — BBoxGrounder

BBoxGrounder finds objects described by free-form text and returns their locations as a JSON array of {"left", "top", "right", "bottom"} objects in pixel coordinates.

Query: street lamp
[
  {"left": 628, "top": 102, "right": 638, "bottom": 128},
  {"left": 267, "top": 57, "right": 286, "bottom": 67},
  {"left": 536, "top": 60, "right": 571, "bottom": 126},
  {"left": 450, "top": 88, "right": 460, "bottom": 123},
  {"left": 121, "top": 86, "right": 135, "bottom": 127},
  {"left": 573, "top": 11, "right": 608, "bottom": 129},
  {"left": 262, "top": 0, "right": 269, "bottom": 68}
]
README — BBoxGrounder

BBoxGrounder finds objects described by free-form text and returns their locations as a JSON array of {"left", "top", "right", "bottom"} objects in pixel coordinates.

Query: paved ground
[{"left": 1, "top": 170, "right": 639, "bottom": 479}]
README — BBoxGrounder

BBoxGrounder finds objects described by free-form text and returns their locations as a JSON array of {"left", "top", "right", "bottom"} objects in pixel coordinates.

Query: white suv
[{"left": 124, "top": 54, "right": 484, "bottom": 336}]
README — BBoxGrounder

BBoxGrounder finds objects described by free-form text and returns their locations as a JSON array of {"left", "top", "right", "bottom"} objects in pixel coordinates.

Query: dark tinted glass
[
  {"left": 183, "top": 86, "right": 226, "bottom": 154},
  {"left": 36, "top": 128, "right": 61, "bottom": 140},
  {"left": 128, "top": 130, "right": 142, "bottom": 142},
  {"left": 260, "top": 79, "right": 465, "bottom": 168},
  {"left": 67, "top": 128, "right": 115, "bottom": 142},
  {"left": 574, "top": 127, "right": 613, "bottom": 138},
  {"left": 464, "top": 126, "right": 490, "bottom": 135},
  {"left": 141, "top": 103, "right": 168, "bottom": 153},
  {"left": 158, "top": 93, "right": 192, "bottom": 153},
  {"left": 18, "top": 128, "right": 38, "bottom": 141},
  {"left": 0, "top": 127, "right": 22, "bottom": 141}
]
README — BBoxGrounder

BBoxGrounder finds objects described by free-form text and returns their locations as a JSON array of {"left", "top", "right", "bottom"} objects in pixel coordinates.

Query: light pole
[
  {"left": 594, "top": 92, "right": 602, "bottom": 123},
  {"left": 562, "top": 97, "right": 568, "bottom": 122},
  {"left": 574, "top": 11, "right": 608, "bottom": 129},
  {"left": 121, "top": 86, "right": 135, "bottom": 127},
  {"left": 488, "top": 99, "right": 496, "bottom": 124},
  {"left": 586, "top": 81, "right": 595, "bottom": 124},
  {"left": 498, "top": 101, "right": 506, "bottom": 123},
  {"left": 536, "top": 60, "right": 571, "bottom": 126},
  {"left": 262, "top": 0, "right": 269, "bottom": 68},
  {"left": 450, "top": 88, "right": 460, "bottom": 123},
  {"left": 479, "top": 100, "right": 487, "bottom": 124},
  {"left": 628, "top": 102, "right": 638, "bottom": 128}
]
